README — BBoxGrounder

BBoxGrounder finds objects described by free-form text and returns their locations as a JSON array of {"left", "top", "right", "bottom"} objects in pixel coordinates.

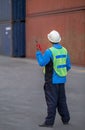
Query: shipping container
[
  {"left": 26, "top": 0, "right": 85, "bottom": 66},
  {"left": 0, "top": 22, "right": 25, "bottom": 57},
  {"left": 0, "top": 0, "right": 26, "bottom": 21},
  {"left": 0, "top": 0, "right": 11, "bottom": 21},
  {"left": 12, "top": 22, "right": 25, "bottom": 57},
  {"left": 12, "top": 0, "right": 26, "bottom": 21},
  {"left": 0, "top": 22, "right": 12, "bottom": 56},
  {"left": 26, "top": 0, "right": 85, "bottom": 15}
]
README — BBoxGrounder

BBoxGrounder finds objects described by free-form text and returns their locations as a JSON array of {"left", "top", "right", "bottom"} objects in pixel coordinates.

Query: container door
[{"left": 0, "top": 23, "right": 12, "bottom": 56}]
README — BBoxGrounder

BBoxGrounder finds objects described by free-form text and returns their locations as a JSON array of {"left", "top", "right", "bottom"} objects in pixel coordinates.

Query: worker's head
[{"left": 47, "top": 30, "right": 61, "bottom": 43}]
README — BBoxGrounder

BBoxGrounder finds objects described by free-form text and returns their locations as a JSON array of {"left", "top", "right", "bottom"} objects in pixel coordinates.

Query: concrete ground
[{"left": 0, "top": 56, "right": 85, "bottom": 130}]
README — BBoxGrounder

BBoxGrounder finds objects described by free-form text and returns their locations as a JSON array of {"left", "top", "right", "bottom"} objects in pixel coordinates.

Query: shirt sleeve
[
  {"left": 66, "top": 53, "right": 71, "bottom": 71},
  {"left": 36, "top": 49, "right": 51, "bottom": 67}
]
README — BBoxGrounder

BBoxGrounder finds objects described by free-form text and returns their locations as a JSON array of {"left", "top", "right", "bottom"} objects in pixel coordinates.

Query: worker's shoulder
[
  {"left": 45, "top": 48, "right": 53, "bottom": 57},
  {"left": 45, "top": 47, "right": 51, "bottom": 52}
]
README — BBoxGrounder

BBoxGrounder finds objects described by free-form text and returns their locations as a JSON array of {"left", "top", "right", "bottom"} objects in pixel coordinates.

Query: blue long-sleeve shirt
[{"left": 36, "top": 43, "right": 71, "bottom": 84}]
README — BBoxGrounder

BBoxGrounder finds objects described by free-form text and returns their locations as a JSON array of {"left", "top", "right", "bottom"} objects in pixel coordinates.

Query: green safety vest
[{"left": 49, "top": 47, "right": 67, "bottom": 77}]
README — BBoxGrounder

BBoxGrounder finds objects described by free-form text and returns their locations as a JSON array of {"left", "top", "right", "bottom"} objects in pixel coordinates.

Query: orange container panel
[
  {"left": 26, "top": 10, "right": 85, "bottom": 66},
  {"left": 26, "top": 0, "right": 85, "bottom": 15}
]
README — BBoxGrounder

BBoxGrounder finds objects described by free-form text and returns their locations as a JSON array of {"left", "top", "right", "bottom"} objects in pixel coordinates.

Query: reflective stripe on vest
[{"left": 49, "top": 47, "right": 67, "bottom": 77}]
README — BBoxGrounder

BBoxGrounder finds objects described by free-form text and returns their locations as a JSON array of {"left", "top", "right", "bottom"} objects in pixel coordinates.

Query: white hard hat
[{"left": 47, "top": 30, "right": 61, "bottom": 43}]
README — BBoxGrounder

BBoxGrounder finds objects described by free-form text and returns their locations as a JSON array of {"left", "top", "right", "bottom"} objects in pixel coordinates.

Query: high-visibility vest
[{"left": 49, "top": 47, "right": 67, "bottom": 77}]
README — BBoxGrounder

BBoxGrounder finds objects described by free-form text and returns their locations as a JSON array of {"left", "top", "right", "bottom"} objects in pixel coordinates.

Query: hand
[{"left": 36, "top": 43, "right": 42, "bottom": 51}]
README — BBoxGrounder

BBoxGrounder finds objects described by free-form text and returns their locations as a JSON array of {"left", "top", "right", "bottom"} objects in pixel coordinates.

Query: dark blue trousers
[{"left": 44, "top": 82, "right": 70, "bottom": 125}]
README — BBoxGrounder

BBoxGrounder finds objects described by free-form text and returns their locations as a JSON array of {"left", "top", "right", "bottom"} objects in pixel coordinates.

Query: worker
[{"left": 36, "top": 30, "right": 71, "bottom": 127}]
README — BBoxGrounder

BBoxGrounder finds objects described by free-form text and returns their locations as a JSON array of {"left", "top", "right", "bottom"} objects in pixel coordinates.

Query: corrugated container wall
[
  {"left": 0, "top": 0, "right": 11, "bottom": 21},
  {"left": 26, "top": 0, "right": 85, "bottom": 66},
  {"left": 12, "top": 22, "right": 25, "bottom": 57},
  {"left": 0, "top": 0, "right": 26, "bottom": 21},
  {"left": 0, "top": 0, "right": 26, "bottom": 57},
  {"left": 12, "top": 0, "right": 26, "bottom": 21}
]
